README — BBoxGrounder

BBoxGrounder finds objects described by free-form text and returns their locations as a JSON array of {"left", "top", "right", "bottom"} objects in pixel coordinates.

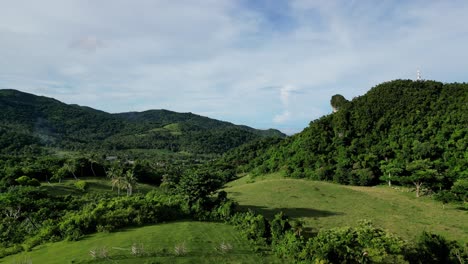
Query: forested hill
[
  {"left": 223, "top": 80, "right": 467, "bottom": 197},
  {"left": 0, "top": 89, "right": 285, "bottom": 154}
]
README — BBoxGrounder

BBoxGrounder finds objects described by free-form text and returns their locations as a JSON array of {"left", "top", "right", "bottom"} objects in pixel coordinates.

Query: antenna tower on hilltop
[{"left": 416, "top": 69, "right": 422, "bottom": 81}]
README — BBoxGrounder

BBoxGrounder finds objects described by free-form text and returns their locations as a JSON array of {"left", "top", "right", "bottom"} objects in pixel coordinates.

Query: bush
[
  {"left": 273, "top": 231, "right": 303, "bottom": 260},
  {"left": 15, "top": 176, "right": 40, "bottom": 186},
  {"left": 28, "top": 178, "right": 41, "bottom": 186},
  {"left": 300, "top": 221, "right": 407, "bottom": 263},
  {"left": 15, "top": 176, "right": 31, "bottom": 186},
  {"left": 74, "top": 180, "right": 88, "bottom": 191},
  {"left": 408, "top": 232, "right": 468, "bottom": 264},
  {"left": 270, "top": 212, "right": 291, "bottom": 242},
  {"left": 229, "top": 211, "right": 270, "bottom": 246}
]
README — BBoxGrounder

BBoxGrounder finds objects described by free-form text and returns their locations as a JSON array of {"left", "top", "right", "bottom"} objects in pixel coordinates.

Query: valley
[{"left": 1, "top": 80, "right": 467, "bottom": 263}]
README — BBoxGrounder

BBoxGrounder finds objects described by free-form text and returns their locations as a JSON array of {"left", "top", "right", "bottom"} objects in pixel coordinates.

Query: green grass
[
  {"left": 1, "top": 222, "right": 276, "bottom": 264},
  {"left": 225, "top": 174, "right": 468, "bottom": 243},
  {"left": 40, "top": 177, "right": 158, "bottom": 196},
  {"left": 163, "top": 123, "right": 183, "bottom": 135}
]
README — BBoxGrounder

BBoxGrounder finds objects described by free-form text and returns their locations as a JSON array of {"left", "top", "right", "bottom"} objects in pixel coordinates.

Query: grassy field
[
  {"left": 40, "top": 177, "right": 158, "bottom": 196},
  {"left": 2, "top": 221, "right": 277, "bottom": 264},
  {"left": 225, "top": 174, "right": 468, "bottom": 243}
]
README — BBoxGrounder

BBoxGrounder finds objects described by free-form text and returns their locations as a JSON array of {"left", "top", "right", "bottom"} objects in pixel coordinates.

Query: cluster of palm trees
[
  {"left": 49, "top": 155, "right": 138, "bottom": 196},
  {"left": 106, "top": 165, "right": 137, "bottom": 196},
  {"left": 51, "top": 159, "right": 79, "bottom": 183}
]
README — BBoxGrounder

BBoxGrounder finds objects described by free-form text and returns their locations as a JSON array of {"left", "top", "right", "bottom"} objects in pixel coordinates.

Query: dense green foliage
[
  {"left": 1, "top": 80, "right": 467, "bottom": 263},
  {"left": 226, "top": 80, "right": 468, "bottom": 199},
  {"left": 0, "top": 173, "right": 226, "bottom": 257},
  {"left": 0, "top": 89, "right": 284, "bottom": 155},
  {"left": 229, "top": 210, "right": 467, "bottom": 263}
]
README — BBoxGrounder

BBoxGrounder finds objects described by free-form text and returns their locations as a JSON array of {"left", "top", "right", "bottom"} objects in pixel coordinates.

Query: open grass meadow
[
  {"left": 1, "top": 221, "right": 278, "bottom": 264},
  {"left": 225, "top": 173, "right": 468, "bottom": 243}
]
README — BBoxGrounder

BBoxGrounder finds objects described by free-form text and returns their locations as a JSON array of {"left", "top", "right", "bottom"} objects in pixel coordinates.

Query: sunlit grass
[
  {"left": 225, "top": 174, "right": 468, "bottom": 243},
  {"left": 1, "top": 222, "right": 278, "bottom": 264}
]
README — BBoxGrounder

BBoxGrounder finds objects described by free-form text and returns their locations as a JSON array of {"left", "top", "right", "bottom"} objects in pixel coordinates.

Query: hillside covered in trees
[
  {"left": 0, "top": 89, "right": 284, "bottom": 155},
  {"left": 222, "top": 80, "right": 468, "bottom": 200}
]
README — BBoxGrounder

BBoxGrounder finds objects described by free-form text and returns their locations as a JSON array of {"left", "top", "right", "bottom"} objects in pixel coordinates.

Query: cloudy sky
[{"left": 1, "top": 0, "right": 467, "bottom": 134}]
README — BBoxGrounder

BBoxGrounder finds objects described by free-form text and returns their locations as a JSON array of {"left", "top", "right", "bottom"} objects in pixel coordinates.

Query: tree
[
  {"left": 403, "top": 159, "right": 438, "bottom": 197},
  {"left": 176, "top": 169, "right": 223, "bottom": 205},
  {"left": 123, "top": 169, "right": 137, "bottom": 196},
  {"left": 330, "top": 94, "right": 349, "bottom": 112},
  {"left": 380, "top": 159, "right": 403, "bottom": 187},
  {"left": 451, "top": 178, "right": 468, "bottom": 202},
  {"left": 107, "top": 165, "right": 124, "bottom": 195},
  {"left": 87, "top": 154, "right": 98, "bottom": 177},
  {"left": 63, "top": 159, "right": 78, "bottom": 180},
  {"left": 51, "top": 167, "right": 67, "bottom": 183}
]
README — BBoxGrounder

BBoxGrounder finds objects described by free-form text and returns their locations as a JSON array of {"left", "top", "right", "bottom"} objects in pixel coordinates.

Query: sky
[{"left": 1, "top": 0, "right": 468, "bottom": 134}]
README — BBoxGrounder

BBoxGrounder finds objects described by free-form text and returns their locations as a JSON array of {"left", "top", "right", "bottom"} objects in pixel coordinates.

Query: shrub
[
  {"left": 300, "top": 221, "right": 407, "bottom": 263},
  {"left": 15, "top": 176, "right": 31, "bottom": 186},
  {"left": 28, "top": 178, "right": 41, "bottom": 187},
  {"left": 15, "top": 176, "right": 40, "bottom": 186},
  {"left": 74, "top": 180, "right": 88, "bottom": 192},
  {"left": 408, "top": 232, "right": 468, "bottom": 264},
  {"left": 273, "top": 231, "right": 303, "bottom": 260},
  {"left": 229, "top": 211, "right": 270, "bottom": 246},
  {"left": 270, "top": 212, "right": 292, "bottom": 243}
]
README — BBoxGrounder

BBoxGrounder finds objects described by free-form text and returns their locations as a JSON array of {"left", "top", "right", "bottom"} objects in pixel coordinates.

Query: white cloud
[
  {"left": 1, "top": 1, "right": 468, "bottom": 133},
  {"left": 273, "top": 110, "right": 291, "bottom": 124}
]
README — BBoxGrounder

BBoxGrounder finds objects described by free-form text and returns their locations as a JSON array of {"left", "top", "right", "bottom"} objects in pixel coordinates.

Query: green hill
[
  {"left": 0, "top": 89, "right": 285, "bottom": 155},
  {"left": 1, "top": 221, "right": 278, "bottom": 264},
  {"left": 223, "top": 80, "right": 468, "bottom": 199},
  {"left": 225, "top": 174, "right": 468, "bottom": 243}
]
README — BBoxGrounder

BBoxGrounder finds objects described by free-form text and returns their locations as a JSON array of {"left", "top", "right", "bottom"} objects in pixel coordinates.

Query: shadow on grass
[
  {"left": 236, "top": 205, "right": 344, "bottom": 219},
  {"left": 41, "top": 185, "right": 82, "bottom": 196},
  {"left": 87, "top": 181, "right": 113, "bottom": 192}
]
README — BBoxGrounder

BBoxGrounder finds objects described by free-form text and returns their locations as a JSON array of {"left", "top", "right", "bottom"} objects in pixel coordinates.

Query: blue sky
[{"left": 1, "top": 0, "right": 468, "bottom": 134}]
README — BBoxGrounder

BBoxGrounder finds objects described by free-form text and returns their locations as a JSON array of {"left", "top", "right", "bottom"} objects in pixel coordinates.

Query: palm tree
[
  {"left": 63, "top": 159, "right": 78, "bottom": 180},
  {"left": 123, "top": 169, "right": 137, "bottom": 196},
  {"left": 111, "top": 176, "right": 124, "bottom": 196},
  {"left": 87, "top": 154, "right": 98, "bottom": 177},
  {"left": 107, "top": 165, "right": 124, "bottom": 195}
]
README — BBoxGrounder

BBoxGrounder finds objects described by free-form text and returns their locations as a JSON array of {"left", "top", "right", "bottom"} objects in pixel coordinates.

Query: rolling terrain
[
  {"left": 1, "top": 222, "right": 277, "bottom": 264},
  {"left": 1, "top": 80, "right": 467, "bottom": 263},
  {"left": 225, "top": 174, "right": 468, "bottom": 243}
]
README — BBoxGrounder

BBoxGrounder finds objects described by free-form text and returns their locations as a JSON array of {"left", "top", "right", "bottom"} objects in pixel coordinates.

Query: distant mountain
[
  {"left": 223, "top": 80, "right": 468, "bottom": 191},
  {"left": 0, "top": 89, "right": 285, "bottom": 155}
]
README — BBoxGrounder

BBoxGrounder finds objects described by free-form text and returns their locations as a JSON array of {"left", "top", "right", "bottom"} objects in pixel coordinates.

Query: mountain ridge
[{"left": 0, "top": 89, "right": 285, "bottom": 154}]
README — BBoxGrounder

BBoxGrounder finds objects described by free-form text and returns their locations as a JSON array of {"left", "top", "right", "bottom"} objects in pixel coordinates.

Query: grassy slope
[
  {"left": 225, "top": 174, "right": 468, "bottom": 243},
  {"left": 2, "top": 222, "right": 277, "bottom": 264},
  {"left": 40, "top": 178, "right": 158, "bottom": 196}
]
